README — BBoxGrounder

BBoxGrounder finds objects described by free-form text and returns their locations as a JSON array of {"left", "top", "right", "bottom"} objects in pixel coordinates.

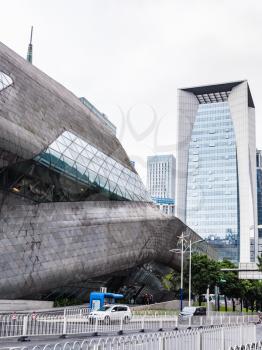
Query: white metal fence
[
  {"left": 229, "top": 341, "right": 262, "bottom": 349},
  {"left": 3, "top": 306, "right": 92, "bottom": 318},
  {"left": 0, "top": 314, "right": 175, "bottom": 339},
  {"left": 2, "top": 305, "right": 255, "bottom": 318},
  {"left": 0, "top": 313, "right": 258, "bottom": 340},
  {"left": 9, "top": 324, "right": 256, "bottom": 350}
]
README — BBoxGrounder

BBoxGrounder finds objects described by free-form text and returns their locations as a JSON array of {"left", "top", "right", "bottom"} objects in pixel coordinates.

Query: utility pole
[
  {"left": 170, "top": 235, "right": 204, "bottom": 310},
  {"left": 188, "top": 240, "right": 192, "bottom": 307},
  {"left": 27, "top": 26, "right": 33, "bottom": 63},
  {"left": 169, "top": 233, "right": 186, "bottom": 311},
  {"left": 180, "top": 232, "right": 184, "bottom": 311},
  {"left": 188, "top": 239, "right": 205, "bottom": 307},
  {"left": 206, "top": 285, "right": 210, "bottom": 316},
  {"left": 215, "top": 285, "right": 220, "bottom": 311}
]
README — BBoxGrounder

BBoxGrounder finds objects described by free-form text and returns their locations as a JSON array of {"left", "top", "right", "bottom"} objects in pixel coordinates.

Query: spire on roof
[{"left": 26, "top": 26, "right": 33, "bottom": 64}]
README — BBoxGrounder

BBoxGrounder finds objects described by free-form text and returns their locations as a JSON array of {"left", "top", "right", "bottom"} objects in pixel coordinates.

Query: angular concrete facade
[
  {"left": 0, "top": 193, "right": 208, "bottom": 299},
  {"left": 0, "top": 42, "right": 213, "bottom": 300}
]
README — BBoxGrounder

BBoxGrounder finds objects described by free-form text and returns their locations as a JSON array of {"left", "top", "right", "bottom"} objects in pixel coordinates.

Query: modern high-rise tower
[
  {"left": 147, "top": 155, "right": 176, "bottom": 198},
  {"left": 176, "top": 81, "right": 257, "bottom": 263},
  {"left": 147, "top": 155, "right": 176, "bottom": 216},
  {"left": 257, "top": 150, "right": 262, "bottom": 252},
  {"left": 250, "top": 149, "right": 262, "bottom": 261}
]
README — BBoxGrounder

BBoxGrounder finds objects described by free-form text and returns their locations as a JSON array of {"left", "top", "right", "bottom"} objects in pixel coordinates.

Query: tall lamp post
[
  {"left": 180, "top": 232, "right": 184, "bottom": 312},
  {"left": 188, "top": 239, "right": 205, "bottom": 307},
  {"left": 170, "top": 232, "right": 187, "bottom": 311},
  {"left": 170, "top": 235, "right": 205, "bottom": 310}
]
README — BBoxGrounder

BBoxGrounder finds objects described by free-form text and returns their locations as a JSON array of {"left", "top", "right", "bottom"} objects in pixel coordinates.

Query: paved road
[{"left": 257, "top": 324, "right": 262, "bottom": 342}]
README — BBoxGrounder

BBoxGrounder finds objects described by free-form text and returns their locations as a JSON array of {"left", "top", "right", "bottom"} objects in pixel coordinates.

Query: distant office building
[
  {"left": 152, "top": 197, "right": 175, "bottom": 216},
  {"left": 147, "top": 155, "right": 176, "bottom": 199},
  {"left": 244, "top": 149, "right": 262, "bottom": 262},
  {"left": 242, "top": 150, "right": 262, "bottom": 273},
  {"left": 79, "top": 97, "right": 117, "bottom": 135},
  {"left": 176, "top": 81, "right": 257, "bottom": 263},
  {"left": 147, "top": 155, "right": 176, "bottom": 216}
]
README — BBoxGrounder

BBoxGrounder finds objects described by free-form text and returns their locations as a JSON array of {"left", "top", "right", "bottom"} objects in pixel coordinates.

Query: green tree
[
  {"left": 239, "top": 280, "right": 253, "bottom": 312},
  {"left": 218, "top": 260, "right": 242, "bottom": 311},
  {"left": 257, "top": 255, "right": 262, "bottom": 271},
  {"left": 163, "top": 252, "right": 262, "bottom": 313},
  {"left": 185, "top": 253, "right": 220, "bottom": 305},
  {"left": 241, "top": 280, "right": 262, "bottom": 312},
  {"left": 254, "top": 281, "right": 262, "bottom": 311},
  {"left": 162, "top": 271, "right": 179, "bottom": 292}
]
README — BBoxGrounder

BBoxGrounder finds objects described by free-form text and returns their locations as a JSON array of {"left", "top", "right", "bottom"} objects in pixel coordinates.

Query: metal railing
[
  {"left": 0, "top": 305, "right": 92, "bottom": 317},
  {"left": 179, "top": 314, "right": 258, "bottom": 327},
  {"left": 0, "top": 313, "right": 258, "bottom": 340},
  {"left": 2, "top": 305, "right": 257, "bottom": 318},
  {"left": 9, "top": 324, "right": 256, "bottom": 350},
  {"left": 4, "top": 306, "right": 259, "bottom": 322},
  {"left": 229, "top": 341, "right": 262, "bottom": 350}
]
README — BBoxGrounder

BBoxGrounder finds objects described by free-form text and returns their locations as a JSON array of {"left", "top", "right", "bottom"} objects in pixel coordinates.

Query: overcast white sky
[{"left": 1, "top": 0, "right": 262, "bottom": 183}]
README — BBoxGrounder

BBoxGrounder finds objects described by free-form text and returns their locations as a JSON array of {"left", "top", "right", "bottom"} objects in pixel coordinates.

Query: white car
[
  {"left": 89, "top": 305, "right": 132, "bottom": 324},
  {"left": 179, "top": 306, "right": 206, "bottom": 319}
]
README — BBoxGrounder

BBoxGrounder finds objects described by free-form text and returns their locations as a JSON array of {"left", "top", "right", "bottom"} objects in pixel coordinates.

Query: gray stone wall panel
[
  {"left": 0, "top": 191, "right": 215, "bottom": 299},
  {"left": 0, "top": 41, "right": 133, "bottom": 171}
]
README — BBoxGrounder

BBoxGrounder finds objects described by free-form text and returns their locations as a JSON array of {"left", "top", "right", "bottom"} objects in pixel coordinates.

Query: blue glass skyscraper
[
  {"left": 176, "top": 81, "right": 257, "bottom": 263},
  {"left": 186, "top": 102, "right": 239, "bottom": 260},
  {"left": 257, "top": 150, "right": 262, "bottom": 242}
]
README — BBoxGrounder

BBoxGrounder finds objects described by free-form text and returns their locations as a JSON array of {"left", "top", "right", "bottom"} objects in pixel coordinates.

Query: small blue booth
[{"left": 89, "top": 292, "right": 124, "bottom": 310}]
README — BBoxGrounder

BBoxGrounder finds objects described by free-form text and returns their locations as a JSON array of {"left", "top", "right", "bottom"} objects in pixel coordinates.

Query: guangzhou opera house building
[{"left": 0, "top": 41, "right": 213, "bottom": 301}]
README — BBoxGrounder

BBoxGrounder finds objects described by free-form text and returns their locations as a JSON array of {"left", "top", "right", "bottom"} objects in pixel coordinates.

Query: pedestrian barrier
[
  {"left": 229, "top": 341, "right": 262, "bottom": 349},
  {"left": 0, "top": 312, "right": 258, "bottom": 340},
  {"left": 8, "top": 324, "right": 256, "bottom": 350},
  {"left": 0, "top": 306, "right": 92, "bottom": 318},
  {"left": 1, "top": 305, "right": 255, "bottom": 318}
]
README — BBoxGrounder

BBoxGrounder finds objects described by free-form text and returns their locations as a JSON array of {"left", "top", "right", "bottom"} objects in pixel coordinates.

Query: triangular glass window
[{"left": 0, "top": 72, "right": 13, "bottom": 92}]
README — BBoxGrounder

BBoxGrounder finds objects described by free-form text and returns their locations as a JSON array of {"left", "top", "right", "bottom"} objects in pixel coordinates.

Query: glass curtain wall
[
  {"left": 186, "top": 102, "right": 239, "bottom": 261},
  {"left": 257, "top": 167, "right": 262, "bottom": 238},
  {"left": 35, "top": 131, "right": 151, "bottom": 202}
]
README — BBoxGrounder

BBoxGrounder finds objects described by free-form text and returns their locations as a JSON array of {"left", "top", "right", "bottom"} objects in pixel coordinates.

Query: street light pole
[
  {"left": 180, "top": 232, "right": 184, "bottom": 311},
  {"left": 188, "top": 240, "right": 192, "bottom": 307},
  {"left": 170, "top": 235, "right": 205, "bottom": 311},
  {"left": 188, "top": 239, "right": 205, "bottom": 308},
  {"left": 207, "top": 285, "right": 210, "bottom": 316}
]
